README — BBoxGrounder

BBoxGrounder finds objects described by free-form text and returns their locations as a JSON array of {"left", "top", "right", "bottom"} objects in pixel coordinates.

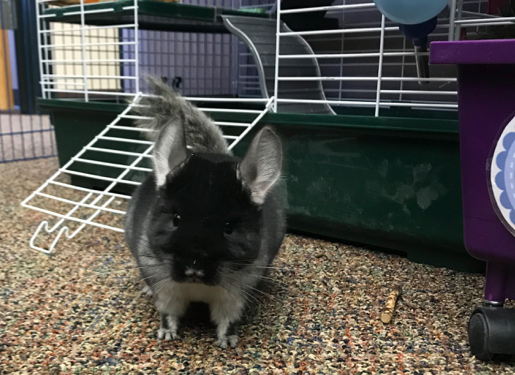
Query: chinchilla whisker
[
  {"left": 234, "top": 288, "right": 266, "bottom": 309},
  {"left": 99, "top": 265, "right": 169, "bottom": 276},
  {"left": 138, "top": 254, "right": 167, "bottom": 260},
  {"left": 255, "top": 274, "right": 289, "bottom": 289},
  {"left": 221, "top": 272, "right": 276, "bottom": 302},
  {"left": 220, "top": 279, "right": 264, "bottom": 309},
  {"left": 254, "top": 264, "right": 292, "bottom": 271},
  {"left": 139, "top": 273, "right": 168, "bottom": 283},
  {"left": 100, "top": 275, "right": 164, "bottom": 295},
  {"left": 224, "top": 262, "right": 286, "bottom": 271},
  {"left": 240, "top": 289, "right": 265, "bottom": 308},
  {"left": 238, "top": 271, "right": 280, "bottom": 285},
  {"left": 137, "top": 262, "right": 171, "bottom": 269},
  {"left": 151, "top": 278, "right": 170, "bottom": 297},
  {"left": 240, "top": 283, "right": 277, "bottom": 301},
  {"left": 252, "top": 273, "right": 280, "bottom": 282},
  {"left": 120, "top": 264, "right": 170, "bottom": 271},
  {"left": 219, "top": 266, "right": 281, "bottom": 286},
  {"left": 224, "top": 260, "right": 277, "bottom": 267}
]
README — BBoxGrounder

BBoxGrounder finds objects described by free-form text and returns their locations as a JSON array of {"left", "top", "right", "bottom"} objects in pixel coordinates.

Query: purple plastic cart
[{"left": 431, "top": 39, "right": 515, "bottom": 360}]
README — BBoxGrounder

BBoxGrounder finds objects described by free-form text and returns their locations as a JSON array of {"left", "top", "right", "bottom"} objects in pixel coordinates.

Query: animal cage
[
  {"left": 22, "top": 0, "right": 514, "bottom": 271},
  {"left": 0, "top": 0, "right": 56, "bottom": 163}
]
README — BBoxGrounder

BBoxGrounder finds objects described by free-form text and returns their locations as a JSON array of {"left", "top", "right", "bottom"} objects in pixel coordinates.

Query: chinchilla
[{"left": 124, "top": 77, "right": 286, "bottom": 348}]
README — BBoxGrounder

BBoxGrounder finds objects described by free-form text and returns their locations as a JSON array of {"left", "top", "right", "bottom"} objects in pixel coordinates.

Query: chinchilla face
[
  {"left": 148, "top": 154, "right": 262, "bottom": 286},
  {"left": 141, "top": 118, "right": 282, "bottom": 287}
]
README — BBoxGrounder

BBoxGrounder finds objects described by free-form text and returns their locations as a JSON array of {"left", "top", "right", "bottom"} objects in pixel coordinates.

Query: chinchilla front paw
[
  {"left": 216, "top": 334, "right": 238, "bottom": 349},
  {"left": 157, "top": 327, "right": 179, "bottom": 341},
  {"left": 157, "top": 313, "right": 179, "bottom": 341}
]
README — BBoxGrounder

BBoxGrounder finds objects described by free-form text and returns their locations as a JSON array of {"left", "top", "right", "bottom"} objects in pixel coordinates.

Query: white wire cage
[
  {"left": 35, "top": 0, "right": 515, "bottom": 106},
  {"left": 269, "top": 0, "right": 515, "bottom": 116},
  {"left": 23, "top": 0, "right": 515, "bottom": 254},
  {"left": 0, "top": 0, "right": 57, "bottom": 163},
  {"left": 36, "top": 0, "right": 251, "bottom": 101}
]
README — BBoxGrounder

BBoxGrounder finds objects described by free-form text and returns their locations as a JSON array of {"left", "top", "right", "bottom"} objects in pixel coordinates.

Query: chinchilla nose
[
  {"left": 184, "top": 259, "right": 204, "bottom": 278},
  {"left": 184, "top": 267, "right": 205, "bottom": 278}
]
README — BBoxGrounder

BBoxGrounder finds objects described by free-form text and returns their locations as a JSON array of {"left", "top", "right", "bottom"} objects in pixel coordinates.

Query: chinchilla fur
[
  {"left": 135, "top": 76, "right": 229, "bottom": 155},
  {"left": 124, "top": 77, "right": 286, "bottom": 348}
]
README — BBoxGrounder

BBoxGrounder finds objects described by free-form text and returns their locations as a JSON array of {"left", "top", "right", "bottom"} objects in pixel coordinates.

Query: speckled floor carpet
[{"left": 1, "top": 158, "right": 515, "bottom": 375}]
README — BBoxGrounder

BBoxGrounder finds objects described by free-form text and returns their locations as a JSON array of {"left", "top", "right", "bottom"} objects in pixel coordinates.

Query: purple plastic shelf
[
  {"left": 431, "top": 39, "right": 515, "bottom": 302},
  {"left": 430, "top": 39, "right": 515, "bottom": 65}
]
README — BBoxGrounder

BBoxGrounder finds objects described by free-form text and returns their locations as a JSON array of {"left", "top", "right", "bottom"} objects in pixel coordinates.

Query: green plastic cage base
[{"left": 38, "top": 98, "right": 483, "bottom": 273}]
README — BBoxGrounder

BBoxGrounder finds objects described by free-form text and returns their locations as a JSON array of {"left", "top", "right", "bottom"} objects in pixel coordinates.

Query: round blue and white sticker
[{"left": 491, "top": 114, "right": 515, "bottom": 235}]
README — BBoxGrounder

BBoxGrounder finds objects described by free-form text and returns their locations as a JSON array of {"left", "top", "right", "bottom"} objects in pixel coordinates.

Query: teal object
[
  {"left": 373, "top": 0, "right": 447, "bottom": 85},
  {"left": 38, "top": 99, "right": 483, "bottom": 272},
  {"left": 373, "top": 0, "right": 448, "bottom": 24}
]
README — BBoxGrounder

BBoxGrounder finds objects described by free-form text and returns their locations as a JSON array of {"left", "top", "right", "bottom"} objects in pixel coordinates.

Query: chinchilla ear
[
  {"left": 238, "top": 126, "right": 283, "bottom": 205},
  {"left": 153, "top": 120, "right": 188, "bottom": 187}
]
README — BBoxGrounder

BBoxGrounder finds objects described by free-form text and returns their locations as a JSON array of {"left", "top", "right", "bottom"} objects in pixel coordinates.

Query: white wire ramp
[{"left": 21, "top": 94, "right": 274, "bottom": 255}]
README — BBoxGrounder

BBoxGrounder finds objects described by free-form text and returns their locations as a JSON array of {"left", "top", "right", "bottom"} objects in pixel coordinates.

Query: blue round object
[
  {"left": 373, "top": 0, "right": 448, "bottom": 25},
  {"left": 398, "top": 17, "right": 438, "bottom": 46},
  {"left": 491, "top": 115, "right": 515, "bottom": 235},
  {"left": 495, "top": 134, "right": 515, "bottom": 221}
]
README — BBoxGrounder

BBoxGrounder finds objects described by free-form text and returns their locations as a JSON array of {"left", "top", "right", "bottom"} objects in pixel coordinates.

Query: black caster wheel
[
  {"left": 468, "top": 309, "right": 493, "bottom": 360},
  {"left": 468, "top": 307, "right": 515, "bottom": 361}
]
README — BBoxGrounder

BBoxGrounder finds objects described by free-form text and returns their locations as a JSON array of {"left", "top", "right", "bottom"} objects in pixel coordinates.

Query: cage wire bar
[
  {"left": 36, "top": 0, "right": 243, "bottom": 100},
  {"left": 274, "top": 1, "right": 459, "bottom": 115},
  {"left": 240, "top": 0, "right": 513, "bottom": 115},
  {"left": 0, "top": 0, "right": 56, "bottom": 163},
  {"left": 236, "top": 0, "right": 275, "bottom": 98},
  {"left": 449, "top": 0, "right": 515, "bottom": 41},
  {"left": 23, "top": 0, "right": 515, "bottom": 253},
  {"left": 36, "top": 0, "right": 140, "bottom": 101}
]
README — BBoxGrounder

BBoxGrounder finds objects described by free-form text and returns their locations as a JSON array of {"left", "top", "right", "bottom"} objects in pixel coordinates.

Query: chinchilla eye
[
  {"left": 224, "top": 222, "right": 233, "bottom": 235},
  {"left": 172, "top": 213, "right": 181, "bottom": 227}
]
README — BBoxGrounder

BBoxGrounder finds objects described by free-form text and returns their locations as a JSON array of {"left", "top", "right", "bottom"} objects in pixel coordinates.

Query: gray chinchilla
[{"left": 124, "top": 77, "right": 286, "bottom": 348}]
